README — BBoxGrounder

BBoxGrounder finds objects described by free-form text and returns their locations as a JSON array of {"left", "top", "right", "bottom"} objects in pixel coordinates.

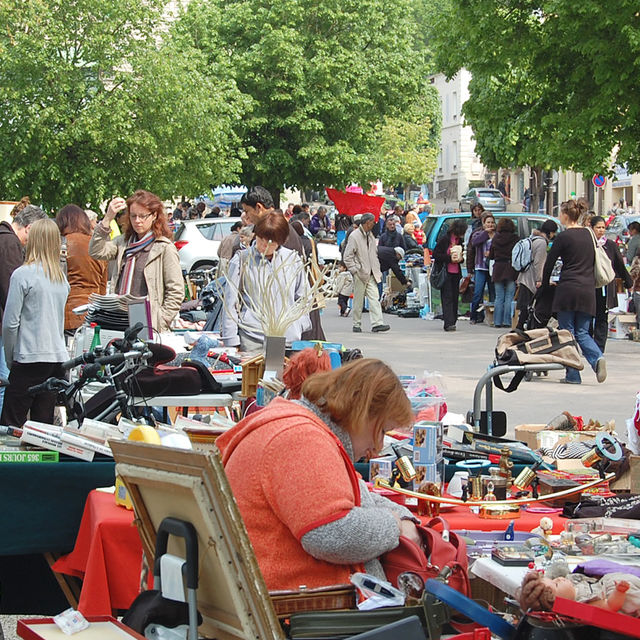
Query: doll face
[{"left": 551, "top": 577, "right": 576, "bottom": 600}]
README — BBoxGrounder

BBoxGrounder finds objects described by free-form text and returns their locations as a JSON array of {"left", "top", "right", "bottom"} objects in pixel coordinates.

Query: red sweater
[{"left": 216, "top": 397, "right": 364, "bottom": 590}]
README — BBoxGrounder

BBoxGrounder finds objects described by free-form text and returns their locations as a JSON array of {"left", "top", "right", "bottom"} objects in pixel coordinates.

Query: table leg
[{"left": 43, "top": 552, "right": 81, "bottom": 610}]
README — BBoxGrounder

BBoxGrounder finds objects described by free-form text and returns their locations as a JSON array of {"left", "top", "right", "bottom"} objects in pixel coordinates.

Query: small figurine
[
  {"left": 484, "top": 481, "right": 497, "bottom": 501},
  {"left": 531, "top": 516, "right": 553, "bottom": 539},
  {"left": 499, "top": 447, "right": 514, "bottom": 489},
  {"left": 416, "top": 480, "right": 441, "bottom": 517},
  {"left": 518, "top": 571, "right": 640, "bottom": 617}
]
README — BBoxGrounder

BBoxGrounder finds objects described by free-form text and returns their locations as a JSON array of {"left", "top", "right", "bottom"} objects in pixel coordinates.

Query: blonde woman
[{"left": 2, "top": 219, "right": 69, "bottom": 426}]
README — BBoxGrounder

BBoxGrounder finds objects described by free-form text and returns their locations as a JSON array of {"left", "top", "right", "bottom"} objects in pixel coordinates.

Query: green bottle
[{"left": 90, "top": 323, "right": 101, "bottom": 351}]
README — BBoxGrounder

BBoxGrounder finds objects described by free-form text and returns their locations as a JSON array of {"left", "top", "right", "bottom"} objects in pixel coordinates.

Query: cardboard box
[
  {"left": 608, "top": 313, "right": 636, "bottom": 340},
  {"left": 537, "top": 429, "right": 600, "bottom": 450},
  {"left": 412, "top": 423, "right": 439, "bottom": 463},
  {"left": 514, "top": 423, "right": 601, "bottom": 450},
  {"left": 369, "top": 456, "right": 394, "bottom": 482},
  {"left": 515, "top": 424, "right": 547, "bottom": 450},
  {"left": 610, "top": 455, "right": 640, "bottom": 492}
]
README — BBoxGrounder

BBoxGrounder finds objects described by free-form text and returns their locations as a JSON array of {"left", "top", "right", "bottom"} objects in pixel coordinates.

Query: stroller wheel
[{"left": 524, "top": 371, "right": 534, "bottom": 382}]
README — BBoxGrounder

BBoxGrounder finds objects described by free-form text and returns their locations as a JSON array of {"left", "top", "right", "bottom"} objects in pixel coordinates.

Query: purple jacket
[{"left": 310, "top": 214, "right": 331, "bottom": 235}]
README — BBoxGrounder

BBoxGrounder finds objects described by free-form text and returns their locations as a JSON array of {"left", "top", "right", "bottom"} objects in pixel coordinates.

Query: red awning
[{"left": 326, "top": 188, "right": 385, "bottom": 221}]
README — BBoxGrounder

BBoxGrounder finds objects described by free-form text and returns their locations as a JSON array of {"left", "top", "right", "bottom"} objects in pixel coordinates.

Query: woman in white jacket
[{"left": 222, "top": 212, "right": 310, "bottom": 352}]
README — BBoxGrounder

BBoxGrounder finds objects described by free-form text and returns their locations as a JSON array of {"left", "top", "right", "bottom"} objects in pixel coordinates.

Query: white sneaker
[{"left": 595, "top": 357, "right": 607, "bottom": 383}]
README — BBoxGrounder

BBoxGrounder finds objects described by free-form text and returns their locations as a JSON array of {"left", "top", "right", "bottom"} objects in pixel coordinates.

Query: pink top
[{"left": 447, "top": 239, "right": 462, "bottom": 274}]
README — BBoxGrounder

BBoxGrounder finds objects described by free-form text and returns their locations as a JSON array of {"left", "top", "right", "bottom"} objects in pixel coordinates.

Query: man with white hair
[
  {"left": 377, "top": 245, "right": 408, "bottom": 287},
  {"left": 343, "top": 213, "right": 390, "bottom": 333}
]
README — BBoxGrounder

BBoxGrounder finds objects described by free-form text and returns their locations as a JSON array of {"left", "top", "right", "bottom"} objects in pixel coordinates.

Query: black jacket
[
  {"left": 379, "top": 229, "right": 406, "bottom": 250},
  {"left": 0, "top": 221, "right": 23, "bottom": 321},
  {"left": 489, "top": 231, "right": 519, "bottom": 283},
  {"left": 602, "top": 238, "right": 632, "bottom": 308},
  {"left": 377, "top": 246, "right": 407, "bottom": 285}
]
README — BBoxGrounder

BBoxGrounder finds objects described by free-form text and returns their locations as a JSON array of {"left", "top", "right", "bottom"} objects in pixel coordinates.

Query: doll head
[{"left": 518, "top": 571, "right": 576, "bottom": 611}]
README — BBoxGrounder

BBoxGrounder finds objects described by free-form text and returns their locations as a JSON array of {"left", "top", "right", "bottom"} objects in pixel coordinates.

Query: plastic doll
[{"left": 519, "top": 570, "right": 640, "bottom": 616}]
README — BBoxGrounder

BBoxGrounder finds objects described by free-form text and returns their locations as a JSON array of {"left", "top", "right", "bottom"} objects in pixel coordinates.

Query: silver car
[
  {"left": 174, "top": 218, "right": 243, "bottom": 274},
  {"left": 459, "top": 188, "right": 506, "bottom": 212}
]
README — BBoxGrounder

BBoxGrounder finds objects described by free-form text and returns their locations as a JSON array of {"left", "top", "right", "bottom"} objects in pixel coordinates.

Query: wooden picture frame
[{"left": 110, "top": 441, "right": 285, "bottom": 640}]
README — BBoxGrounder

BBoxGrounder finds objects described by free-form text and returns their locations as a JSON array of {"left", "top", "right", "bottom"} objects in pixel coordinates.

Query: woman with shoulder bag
[
  {"left": 589, "top": 215, "right": 632, "bottom": 352},
  {"left": 542, "top": 200, "right": 606, "bottom": 385},
  {"left": 433, "top": 220, "right": 467, "bottom": 332}
]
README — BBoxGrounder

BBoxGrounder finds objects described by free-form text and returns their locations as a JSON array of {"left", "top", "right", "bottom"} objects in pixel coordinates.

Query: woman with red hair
[{"left": 89, "top": 191, "right": 184, "bottom": 333}]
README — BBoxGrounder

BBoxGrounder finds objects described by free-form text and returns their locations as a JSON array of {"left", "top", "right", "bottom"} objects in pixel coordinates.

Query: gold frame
[{"left": 111, "top": 441, "right": 285, "bottom": 640}]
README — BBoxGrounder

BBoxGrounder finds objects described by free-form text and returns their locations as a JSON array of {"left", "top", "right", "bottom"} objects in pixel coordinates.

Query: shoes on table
[
  {"left": 595, "top": 357, "right": 607, "bottom": 383},
  {"left": 372, "top": 324, "right": 390, "bottom": 333},
  {"left": 353, "top": 326, "right": 362, "bottom": 333}
]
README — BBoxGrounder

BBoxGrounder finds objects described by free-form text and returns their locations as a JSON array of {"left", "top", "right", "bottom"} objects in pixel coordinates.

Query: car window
[
  {"left": 477, "top": 190, "right": 502, "bottom": 198},
  {"left": 195, "top": 223, "right": 218, "bottom": 241},
  {"left": 435, "top": 216, "right": 473, "bottom": 244},
  {"left": 211, "top": 221, "right": 236, "bottom": 240},
  {"left": 422, "top": 217, "right": 437, "bottom": 237},
  {"left": 527, "top": 217, "right": 546, "bottom": 232}
]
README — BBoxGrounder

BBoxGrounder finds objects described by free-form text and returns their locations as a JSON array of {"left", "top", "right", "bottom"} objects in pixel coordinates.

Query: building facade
[{"left": 431, "top": 71, "right": 487, "bottom": 210}]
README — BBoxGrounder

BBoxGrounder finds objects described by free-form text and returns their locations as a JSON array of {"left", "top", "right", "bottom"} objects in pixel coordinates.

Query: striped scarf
[{"left": 118, "top": 232, "right": 155, "bottom": 295}]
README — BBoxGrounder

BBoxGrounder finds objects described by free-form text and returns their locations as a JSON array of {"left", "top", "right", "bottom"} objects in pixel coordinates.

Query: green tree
[
  {"left": 0, "top": 0, "right": 248, "bottom": 209},
  {"left": 429, "top": 0, "right": 640, "bottom": 174},
  {"left": 178, "top": 0, "right": 440, "bottom": 199},
  {"left": 365, "top": 99, "right": 441, "bottom": 198}
]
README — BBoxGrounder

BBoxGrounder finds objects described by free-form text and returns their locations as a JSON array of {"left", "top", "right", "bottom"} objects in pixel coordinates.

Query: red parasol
[{"left": 326, "top": 188, "right": 386, "bottom": 221}]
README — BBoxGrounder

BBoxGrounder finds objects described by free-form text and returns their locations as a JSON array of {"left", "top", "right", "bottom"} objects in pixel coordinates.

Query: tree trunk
[{"left": 530, "top": 167, "right": 543, "bottom": 213}]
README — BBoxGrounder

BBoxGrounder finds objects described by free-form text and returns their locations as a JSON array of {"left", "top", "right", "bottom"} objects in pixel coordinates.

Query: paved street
[{"left": 321, "top": 304, "right": 640, "bottom": 439}]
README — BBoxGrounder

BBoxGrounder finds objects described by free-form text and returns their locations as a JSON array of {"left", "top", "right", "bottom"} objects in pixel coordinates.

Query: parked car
[
  {"left": 175, "top": 217, "right": 340, "bottom": 276},
  {"left": 422, "top": 212, "right": 561, "bottom": 251},
  {"left": 605, "top": 214, "right": 640, "bottom": 257},
  {"left": 459, "top": 188, "right": 506, "bottom": 212},
  {"left": 174, "top": 217, "right": 243, "bottom": 274}
]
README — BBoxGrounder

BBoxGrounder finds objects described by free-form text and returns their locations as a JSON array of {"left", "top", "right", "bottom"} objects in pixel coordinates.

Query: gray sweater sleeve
[
  {"left": 300, "top": 505, "right": 400, "bottom": 564},
  {"left": 300, "top": 480, "right": 410, "bottom": 564}
]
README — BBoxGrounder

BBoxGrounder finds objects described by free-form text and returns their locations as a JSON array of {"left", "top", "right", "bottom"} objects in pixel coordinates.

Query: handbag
[
  {"left": 381, "top": 516, "right": 470, "bottom": 597},
  {"left": 459, "top": 274, "right": 471, "bottom": 294},
  {"left": 429, "top": 262, "right": 447, "bottom": 289},
  {"left": 590, "top": 229, "right": 616, "bottom": 288}
]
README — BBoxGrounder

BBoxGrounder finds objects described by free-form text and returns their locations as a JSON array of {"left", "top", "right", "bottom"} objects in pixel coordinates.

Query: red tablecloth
[
  {"left": 52, "top": 490, "right": 143, "bottom": 616},
  {"left": 426, "top": 503, "right": 566, "bottom": 534},
  {"left": 51, "top": 489, "right": 565, "bottom": 617}
]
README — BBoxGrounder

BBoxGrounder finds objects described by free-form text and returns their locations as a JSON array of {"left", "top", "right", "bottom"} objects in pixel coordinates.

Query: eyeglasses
[{"left": 129, "top": 212, "right": 154, "bottom": 221}]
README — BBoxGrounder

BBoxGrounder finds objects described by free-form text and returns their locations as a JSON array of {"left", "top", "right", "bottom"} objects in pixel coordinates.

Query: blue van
[{"left": 422, "top": 212, "right": 560, "bottom": 250}]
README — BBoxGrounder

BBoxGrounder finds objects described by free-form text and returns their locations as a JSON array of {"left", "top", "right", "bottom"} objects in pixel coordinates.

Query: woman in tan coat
[
  {"left": 56, "top": 205, "right": 108, "bottom": 332},
  {"left": 89, "top": 190, "right": 184, "bottom": 334}
]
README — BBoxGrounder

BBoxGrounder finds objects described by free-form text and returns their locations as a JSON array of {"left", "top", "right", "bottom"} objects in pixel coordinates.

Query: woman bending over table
[
  {"left": 216, "top": 359, "right": 419, "bottom": 590},
  {"left": 89, "top": 190, "right": 183, "bottom": 334}
]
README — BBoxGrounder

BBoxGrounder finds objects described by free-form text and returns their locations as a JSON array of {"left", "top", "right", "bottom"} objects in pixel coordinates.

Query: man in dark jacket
[
  {"left": 378, "top": 216, "right": 406, "bottom": 250},
  {"left": 0, "top": 204, "right": 47, "bottom": 413},
  {"left": 377, "top": 246, "right": 408, "bottom": 287}
]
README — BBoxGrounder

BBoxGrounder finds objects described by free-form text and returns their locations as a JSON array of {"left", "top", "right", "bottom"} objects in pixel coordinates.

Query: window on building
[
  {"left": 452, "top": 91, "right": 458, "bottom": 120},
  {"left": 452, "top": 141, "right": 457, "bottom": 171}
]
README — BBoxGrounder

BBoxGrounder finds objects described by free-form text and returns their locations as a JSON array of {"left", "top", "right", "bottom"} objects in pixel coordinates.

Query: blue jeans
[
  {"left": 470, "top": 269, "right": 495, "bottom": 322},
  {"left": 557, "top": 310, "right": 603, "bottom": 383},
  {"left": 494, "top": 280, "right": 516, "bottom": 326},
  {"left": 0, "top": 336, "right": 9, "bottom": 416}
]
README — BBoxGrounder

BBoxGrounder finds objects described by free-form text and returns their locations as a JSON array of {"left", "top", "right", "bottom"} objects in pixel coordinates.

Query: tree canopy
[
  {"left": 178, "top": 0, "right": 441, "bottom": 196},
  {"left": 0, "top": 0, "right": 247, "bottom": 209},
  {"left": 429, "top": 0, "right": 640, "bottom": 174}
]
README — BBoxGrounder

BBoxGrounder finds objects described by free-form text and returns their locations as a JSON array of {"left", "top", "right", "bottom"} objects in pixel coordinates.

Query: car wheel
[{"left": 189, "top": 262, "right": 217, "bottom": 279}]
